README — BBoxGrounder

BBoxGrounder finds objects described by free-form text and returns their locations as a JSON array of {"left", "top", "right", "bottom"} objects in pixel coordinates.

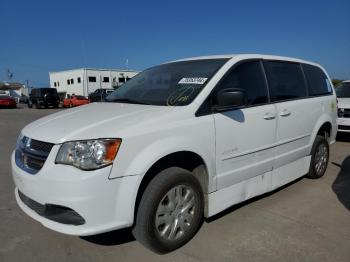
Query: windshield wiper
[{"left": 106, "top": 98, "right": 150, "bottom": 105}]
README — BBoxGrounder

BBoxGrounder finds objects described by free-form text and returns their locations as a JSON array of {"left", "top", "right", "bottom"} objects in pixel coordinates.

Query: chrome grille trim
[{"left": 15, "top": 136, "right": 54, "bottom": 174}]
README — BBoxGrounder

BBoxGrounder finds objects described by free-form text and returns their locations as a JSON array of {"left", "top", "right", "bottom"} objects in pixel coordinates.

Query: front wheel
[
  {"left": 132, "top": 167, "right": 204, "bottom": 253},
  {"left": 307, "top": 135, "right": 329, "bottom": 179}
]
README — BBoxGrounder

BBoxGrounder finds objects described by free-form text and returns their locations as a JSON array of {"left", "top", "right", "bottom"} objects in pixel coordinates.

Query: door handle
[
  {"left": 264, "top": 112, "right": 276, "bottom": 120},
  {"left": 280, "top": 109, "right": 291, "bottom": 117}
]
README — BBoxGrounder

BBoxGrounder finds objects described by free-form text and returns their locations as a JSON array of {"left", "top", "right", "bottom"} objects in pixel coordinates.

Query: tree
[{"left": 332, "top": 79, "right": 343, "bottom": 87}]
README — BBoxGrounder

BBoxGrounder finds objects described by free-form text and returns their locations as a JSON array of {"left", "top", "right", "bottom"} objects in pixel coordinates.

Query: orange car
[{"left": 63, "top": 95, "right": 89, "bottom": 108}]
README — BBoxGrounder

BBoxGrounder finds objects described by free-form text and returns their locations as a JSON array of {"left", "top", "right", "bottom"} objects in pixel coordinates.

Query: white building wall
[
  {"left": 49, "top": 69, "right": 139, "bottom": 97},
  {"left": 50, "top": 69, "right": 86, "bottom": 96}
]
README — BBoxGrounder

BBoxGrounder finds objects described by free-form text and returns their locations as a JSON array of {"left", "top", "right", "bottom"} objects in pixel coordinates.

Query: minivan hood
[
  {"left": 337, "top": 98, "right": 350, "bottom": 109},
  {"left": 22, "top": 103, "right": 175, "bottom": 143}
]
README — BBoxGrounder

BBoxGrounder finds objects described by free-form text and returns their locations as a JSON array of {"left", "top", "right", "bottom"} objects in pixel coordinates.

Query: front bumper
[
  {"left": 337, "top": 118, "right": 350, "bottom": 132},
  {"left": 11, "top": 149, "right": 140, "bottom": 236}
]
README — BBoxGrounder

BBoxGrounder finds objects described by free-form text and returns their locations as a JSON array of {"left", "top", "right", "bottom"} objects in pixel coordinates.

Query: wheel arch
[
  {"left": 133, "top": 151, "right": 210, "bottom": 223},
  {"left": 309, "top": 117, "right": 333, "bottom": 154}
]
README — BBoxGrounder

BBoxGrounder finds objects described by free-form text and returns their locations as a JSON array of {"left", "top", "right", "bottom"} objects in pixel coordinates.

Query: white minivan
[
  {"left": 336, "top": 80, "right": 350, "bottom": 132},
  {"left": 12, "top": 54, "right": 337, "bottom": 253}
]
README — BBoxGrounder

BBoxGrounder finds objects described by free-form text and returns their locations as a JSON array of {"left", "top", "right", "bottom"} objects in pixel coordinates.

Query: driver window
[{"left": 215, "top": 61, "right": 268, "bottom": 106}]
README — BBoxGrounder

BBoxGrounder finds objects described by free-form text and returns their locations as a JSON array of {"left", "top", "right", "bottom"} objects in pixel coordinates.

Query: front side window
[
  {"left": 107, "top": 59, "right": 228, "bottom": 106},
  {"left": 264, "top": 61, "right": 307, "bottom": 102},
  {"left": 336, "top": 82, "right": 350, "bottom": 98},
  {"left": 213, "top": 61, "right": 268, "bottom": 106},
  {"left": 302, "top": 64, "right": 332, "bottom": 96}
]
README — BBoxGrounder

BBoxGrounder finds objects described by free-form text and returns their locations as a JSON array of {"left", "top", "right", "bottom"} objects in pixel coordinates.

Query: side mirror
[{"left": 214, "top": 88, "right": 246, "bottom": 111}]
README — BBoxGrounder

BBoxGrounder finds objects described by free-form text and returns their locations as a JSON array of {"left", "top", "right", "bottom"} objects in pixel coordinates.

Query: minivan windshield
[
  {"left": 106, "top": 59, "right": 228, "bottom": 106},
  {"left": 336, "top": 82, "right": 350, "bottom": 98}
]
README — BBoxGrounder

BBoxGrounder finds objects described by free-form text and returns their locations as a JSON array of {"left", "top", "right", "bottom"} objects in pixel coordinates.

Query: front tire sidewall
[{"left": 133, "top": 167, "right": 204, "bottom": 254}]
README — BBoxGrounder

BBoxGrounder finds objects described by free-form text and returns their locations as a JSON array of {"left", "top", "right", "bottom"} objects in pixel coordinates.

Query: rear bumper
[{"left": 12, "top": 149, "right": 140, "bottom": 236}]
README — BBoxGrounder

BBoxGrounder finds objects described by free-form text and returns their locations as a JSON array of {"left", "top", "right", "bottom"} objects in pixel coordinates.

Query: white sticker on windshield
[{"left": 178, "top": 77, "right": 208, "bottom": 85}]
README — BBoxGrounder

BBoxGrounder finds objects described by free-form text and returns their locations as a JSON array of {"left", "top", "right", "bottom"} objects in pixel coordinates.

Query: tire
[
  {"left": 34, "top": 102, "right": 40, "bottom": 109},
  {"left": 307, "top": 135, "right": 329, "bottom": 179},
  {"left": 132, "top": 167, "right": 204, "bottom": 254}
]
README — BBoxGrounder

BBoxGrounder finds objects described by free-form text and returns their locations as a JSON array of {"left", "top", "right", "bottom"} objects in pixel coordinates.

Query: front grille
[
  {"left": 15, "top": 136, "right": 53, "bottom": 174},
  {"left": 338, "top": 108, "right": 350, "bottom": 118},
  {"left": 18, "top": 191, "right": 85, "bottom": 226},
  {"left": 25, "top": 155, "right": 45, "bottom": 170},
  {"left": 338, "top": 125, "right": 350, "bottom": 131},
  {"left": 29, "top": 139, "right": 54, "bottom": 153}
]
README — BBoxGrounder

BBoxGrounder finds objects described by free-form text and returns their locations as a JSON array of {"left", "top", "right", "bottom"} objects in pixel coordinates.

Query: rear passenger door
[
  {"left": 263, "top": 61, "right": 319, "bottom": 170},
  {"left": 214, "top": 61, "right": 277, "bottom": 190}
]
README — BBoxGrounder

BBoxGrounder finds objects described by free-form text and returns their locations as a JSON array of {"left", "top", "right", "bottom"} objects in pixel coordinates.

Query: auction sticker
[{"left": 178, "top": 77, "right": 208, "bottom": 85}]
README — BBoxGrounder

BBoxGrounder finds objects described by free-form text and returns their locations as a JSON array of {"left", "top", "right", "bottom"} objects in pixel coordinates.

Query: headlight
[{"left": 55, "top": 139, "right": 122, "bottom": 170}]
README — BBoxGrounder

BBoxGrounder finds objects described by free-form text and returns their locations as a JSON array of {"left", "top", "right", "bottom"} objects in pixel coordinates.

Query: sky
[{"left": 0, "top": 0, "right": 349, "bottom": 87}]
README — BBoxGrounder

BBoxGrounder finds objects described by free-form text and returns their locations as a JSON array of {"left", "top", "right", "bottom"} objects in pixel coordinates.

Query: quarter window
[
  {"left": 214, "top": 61, "right": 268, "bottom": 106},
  {"left": 302, "top": 64, "right": 332, "bottom": 96},
  {"left": 264, "top": 61, "right": 307, "bottom": 102}
]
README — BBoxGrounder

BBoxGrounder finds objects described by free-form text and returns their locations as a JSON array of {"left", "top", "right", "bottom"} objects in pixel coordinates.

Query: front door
[{"left": 213, "top": 61, "right": 277, "bottom": 190}]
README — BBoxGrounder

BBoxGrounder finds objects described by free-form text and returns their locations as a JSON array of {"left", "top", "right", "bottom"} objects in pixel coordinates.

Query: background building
[{"left": 49, "top": 68, "right": 139, "bottom": 98}]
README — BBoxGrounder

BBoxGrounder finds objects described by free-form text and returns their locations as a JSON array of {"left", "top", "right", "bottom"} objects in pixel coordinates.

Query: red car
[
  {"left": 0, "top": 95, "right": 16, "bottom": 108},
  {"left": 63, "top": 95, "right": 90, "bottom": 108}
]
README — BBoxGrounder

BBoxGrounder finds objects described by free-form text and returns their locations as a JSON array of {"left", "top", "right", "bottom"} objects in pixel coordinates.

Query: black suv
[
  {"left": 89, "top": 88, "right": 114, "bottom": 102},
  {"left": 28, "top": 88, "right": 60, "bottom": 109}
]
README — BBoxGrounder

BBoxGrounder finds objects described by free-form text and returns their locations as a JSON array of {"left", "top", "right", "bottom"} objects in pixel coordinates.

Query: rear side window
[
  {"left": 264, "top": 61, "right": 307, "bottom": 102},
  {"left": 214, "top": 61, "right": 268, "bottom": 106},
  {"left": 302, "top": 64, "right": 332, "bottom": 96}
]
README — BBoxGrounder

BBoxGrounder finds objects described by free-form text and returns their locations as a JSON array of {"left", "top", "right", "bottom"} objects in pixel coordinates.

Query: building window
[
  {"left": 77, "top": 77, "right": 81, "bottom": 83},
  {"left": 54, "top": 82, "right": 57, "bottom": 87},
  {"left": 57, "top": 81, "right": 59, "bottom": 87},
  {"left": 103, "top": 77, "right": 109, "bottom": 83},
  {"left": 118, "top": 77, "right": 125, "bottom": 83},
  {"left": 71, "top": 78, "right": 74, "bottom": 84},
  {"left": 67, "top": 79, "right": 70, "bottom": 85},
  {"left": 88, "top": 76, "right": 96, "bottom": 82},
  {"left": 126, "top": 76, "right": 131, "bottom": 81}
]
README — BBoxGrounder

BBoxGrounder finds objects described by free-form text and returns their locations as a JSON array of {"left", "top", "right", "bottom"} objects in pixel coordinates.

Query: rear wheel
[
  {"left": 307, "top": 135, "right": 329, "bottom": 179},
  {"left": 132, "top": 167, "right": 204, "bottom": 253}
]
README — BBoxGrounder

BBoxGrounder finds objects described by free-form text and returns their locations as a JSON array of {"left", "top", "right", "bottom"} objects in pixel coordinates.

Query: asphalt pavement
[{"left": 1, "top": 105, "right": 349, "bottom": 262}]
